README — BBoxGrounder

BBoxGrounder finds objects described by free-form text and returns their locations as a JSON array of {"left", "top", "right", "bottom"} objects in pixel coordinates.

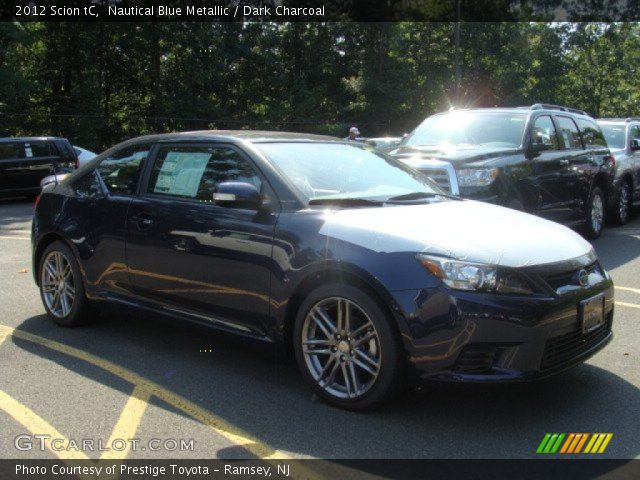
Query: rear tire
[
  {"left": 38, "top": 241, "right": 91, "bottom": 327},
  {"left": 584, "top": 186, "right": 605, "bottom": 239},
  {"left": 293, "top": 283, "right": 404, "bottom": 410},
  {"left": 611, "top": 181, "right": 631, "bottom": 226}
]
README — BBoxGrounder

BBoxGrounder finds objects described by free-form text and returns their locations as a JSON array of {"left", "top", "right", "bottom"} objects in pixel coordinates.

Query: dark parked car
[
  {"left": 389, "top": 104, "right": 615, "bottom": 238},
  {"left": 0, "top": 137, "right": 78, "bottom": 198},
  {"left": 32, "top": 131, "right": 614, "bottom": 410},
  {"left": 597, "top": 118, "right": 640, "bottom": 224}
]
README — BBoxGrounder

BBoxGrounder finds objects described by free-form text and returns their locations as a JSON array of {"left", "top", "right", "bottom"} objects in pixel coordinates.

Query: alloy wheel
[
  {"left": 619, "top": 184, "right": 630, "bottom": 223},
  {"left": 591, "top": 193, "right": 604, "bottom": 234},
  {"left": 41, "top": 250, "right": 76, "bottom": 318},
  {"left": 301, "top": 297, "right": 381, "bottom": 399}
]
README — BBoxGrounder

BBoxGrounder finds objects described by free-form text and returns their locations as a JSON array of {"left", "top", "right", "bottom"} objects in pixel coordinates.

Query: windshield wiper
[
  {"left": 385, "top": 191, "right": 459, "bottom": 202},
  {"left": 308, "top": 197, "right": 383, "bottom": 207}
]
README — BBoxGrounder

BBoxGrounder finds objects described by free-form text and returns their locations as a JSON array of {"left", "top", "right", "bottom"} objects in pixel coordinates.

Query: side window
[
  {"left": 147, "top": 145, "right": 262, "bottom": 201},
  {"left": 24, "top": 141, "right": 50, "bottom": 158},
  {"left": 57, "top": 141, "right": 77, "bottom": 162},
  {"left": 73, "top": 171, "right": 103, "bottom": 199},
  {"left": 576, "top": 119, "right": 607, "bottom": 148},
  {"left": 0, "top": 142, "right": 23, "bottom": 160},
  {"left": 97, "top": 143, "right": 151, "bottom": 195},
  {"left": 555, "top": 116, "right": 583, "bottom": 149},
  {"left": 630, "top": 125, "right": 640, "bottom": 144},
  {"left": 531, "top": 115, "right": 560, "bottom": 150}
]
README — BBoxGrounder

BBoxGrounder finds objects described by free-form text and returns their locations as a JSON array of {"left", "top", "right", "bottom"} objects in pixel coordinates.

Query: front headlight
[
  {"left": 417, "top": 254, "right": 534, "bottom": 294},
  {"left": 457, "top": 168, "right": 498, "bottom": 187}
]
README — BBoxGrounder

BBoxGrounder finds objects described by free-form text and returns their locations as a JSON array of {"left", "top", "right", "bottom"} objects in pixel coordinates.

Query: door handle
[
  {"left": 559, "top": 159, "right": 569, "bottom": 166},
  {"left": 133, "top": 213, "right": 154, "bottom": 229}
]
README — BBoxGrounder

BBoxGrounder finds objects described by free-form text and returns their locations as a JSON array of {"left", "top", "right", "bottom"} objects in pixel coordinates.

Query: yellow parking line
[
  {"left": 0, "top": 389, "right": 89, "bottom": 460},
  {"left": 615, "top": 286, "right": 640, "bottom": 295},
  {"left": 616, "top": 301, "right": 640, "bottom": 310},
  {"left": 0, "top": 324, "right": 288, "bottom": 460},
  {"left": 100, "top": 385, "right": 151, "bottom": 460}
]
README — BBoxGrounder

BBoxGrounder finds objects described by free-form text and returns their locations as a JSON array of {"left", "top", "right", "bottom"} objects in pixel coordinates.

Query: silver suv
[{"left": 597, "top": 118, "right": 640, "bottom": 224}]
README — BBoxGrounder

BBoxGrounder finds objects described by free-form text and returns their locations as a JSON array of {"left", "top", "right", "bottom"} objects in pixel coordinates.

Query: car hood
[
  {"left": 319, "top": 200, "right": 593, "bottom": 268},
  {"left": 389, "top": 144, "right": 520, "bottom": 166}
]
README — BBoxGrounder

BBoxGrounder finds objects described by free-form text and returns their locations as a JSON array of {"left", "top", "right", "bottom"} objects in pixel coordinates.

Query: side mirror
[
  {"left": 631, "top": 139, "right": 640, "bottom": 151},
  {"left": 526, "top": 141, "right": 546, "bottom": 158},
  {"left": 213, "top": 182, "right": 262, "bottom": 209}
]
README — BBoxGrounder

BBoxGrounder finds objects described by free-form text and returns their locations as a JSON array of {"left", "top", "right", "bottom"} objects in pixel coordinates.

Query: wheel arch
[
  {"left": 281, "top": 263, "right": 409, "bottom": 357},
  {"left": 33, "top": 232, "right": 79, "bottom": 286}
]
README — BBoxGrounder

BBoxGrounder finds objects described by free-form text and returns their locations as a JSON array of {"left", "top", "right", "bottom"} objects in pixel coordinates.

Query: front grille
[
  {"left": 540, "top": 317, "right": 611, "bottom": 371},
  {"left": 420, "top": 168, "right": 452, "bottom": 193},
  {"left": 542, "top": 262, "right": 600, "bottom": 292},
  {"left": 455, "top": 344, "right": 498, "bottom": 374}
]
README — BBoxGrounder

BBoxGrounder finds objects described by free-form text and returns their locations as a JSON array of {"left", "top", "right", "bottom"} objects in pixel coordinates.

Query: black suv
[
  {"left": 390, "top": 105, "right": 614, "bottom": 238},
  {"left": 596, "top": 118, "right": 640, "bottom": 225},
  {"left": 0, "top": 137, "right": 78, "bottom": 198}
]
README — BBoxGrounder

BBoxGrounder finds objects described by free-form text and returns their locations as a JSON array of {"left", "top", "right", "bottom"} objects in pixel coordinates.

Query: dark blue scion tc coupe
[{"left": 32, "top": 131, "right": 614, "bottom": 410}]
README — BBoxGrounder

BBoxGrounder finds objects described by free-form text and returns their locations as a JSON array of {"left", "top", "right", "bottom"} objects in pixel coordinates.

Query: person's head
[{"left": 348, "top": 126, "right": 360, "bottom": 139}]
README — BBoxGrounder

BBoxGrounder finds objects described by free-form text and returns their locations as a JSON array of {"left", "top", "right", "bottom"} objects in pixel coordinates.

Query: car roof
[
  {"left": 0, "top": 136, "right": 68, "bottom": 142},
  {"left": 597, "top": 118, "right": 640, "bottom": 124},
  {"left": 124, "top": 130, "right": 341, "bottom": 146},
  {"left": 436, "top": 107, "right": 594, "bottom": 120}
]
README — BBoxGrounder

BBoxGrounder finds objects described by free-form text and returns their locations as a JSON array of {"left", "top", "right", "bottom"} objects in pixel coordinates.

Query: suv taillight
[
  {"left": 75, "top": 156, "right": 80, "bottom": 169},
  {"left": 34, "top": 194, "right": 41, "bottom": 209}
]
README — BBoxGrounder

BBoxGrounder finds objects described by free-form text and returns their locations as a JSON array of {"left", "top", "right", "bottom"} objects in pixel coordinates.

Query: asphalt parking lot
[{"left": 0, "top": 198, "right": 639, "bottom": 461}]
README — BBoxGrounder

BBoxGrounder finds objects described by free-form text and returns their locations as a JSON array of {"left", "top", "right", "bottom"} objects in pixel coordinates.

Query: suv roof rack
[{"left": 529, "top": 103, "right": 590, "bottom": 116}]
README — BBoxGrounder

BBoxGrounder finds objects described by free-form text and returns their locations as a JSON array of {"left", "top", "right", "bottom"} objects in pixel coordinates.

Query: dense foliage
[{"left": 0, "top": 22, "right": 638, "bottom": 151}]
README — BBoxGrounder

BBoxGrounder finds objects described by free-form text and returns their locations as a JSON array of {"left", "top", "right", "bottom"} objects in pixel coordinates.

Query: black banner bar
[
  {"left": 1, "top": 0, "right": 640, "bottom": 22},
  {"left": 0, "top": 459, "right": 639, "bottom": 480}
]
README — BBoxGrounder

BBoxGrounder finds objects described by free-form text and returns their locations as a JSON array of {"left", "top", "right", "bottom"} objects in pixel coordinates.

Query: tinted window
[
  {"left": 97, "top": 143, "right": 151, "bottom": 195},
  {"left": 56, "top": 141, "right": 77, "bottom": 162},
  {"left": 531, "top": 115, "right": 560, "bottom": 150},
  {"left": 630, "top": 125, "right": 640, "bottom": 143},
  {"left": 73, "top": 171, "right": 103, "bottom": 199},
  {"left": 577, "top": 119, "right": 608, "bottom": 148},
  {"left": 0, "top": 142, "right": 24, "bottom": 160},
  {"left": 24, "top": 142, "right": 50, "bottom": 157},
  {"left": 404, "top": 112, "right": 527, "bottom": 148},
  {"left": 555, "top": 116, "right": 583, "bottom": 149},
  {"left": 148, "top": 145, "right": 262, "bottom": 201},
  {"left": 598, "top": 123, "right": 625, "bottom": 149}
]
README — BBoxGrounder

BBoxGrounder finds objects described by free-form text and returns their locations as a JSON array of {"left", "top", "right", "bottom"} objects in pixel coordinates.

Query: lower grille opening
[
  {"left": 541, "top": 316, "right": 612, "bottom": 371},
  {"left": 455, "top": 345, "right": 499, "bottom": 374}
]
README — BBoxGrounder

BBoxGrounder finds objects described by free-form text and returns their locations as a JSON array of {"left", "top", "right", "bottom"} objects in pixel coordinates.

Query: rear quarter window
[
  {"left": 576, "top": 119, "right": 607, "bottom": 148},
  {"left": 96, "top": 143, "right": 152, "bottom": 195}
]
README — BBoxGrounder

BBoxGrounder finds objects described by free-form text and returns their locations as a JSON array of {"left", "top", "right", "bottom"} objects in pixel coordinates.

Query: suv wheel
[
  {"left": 612, "top": 181, "right": 631, "bottom": 225},
  {"left": 585, "top": 186, "right": 605, "bottom": 239},
  {"left": 293, "top": 284, "right": 403, "bottom": 410},
  {"left": 39, "top": 241, "right": 91, "bottom": 327}
]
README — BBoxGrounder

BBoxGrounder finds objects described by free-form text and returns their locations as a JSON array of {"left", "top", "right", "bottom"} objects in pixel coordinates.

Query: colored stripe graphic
[
  {"left": 537, "top": 433, "right": 565, "bottom": 453},
  {"left": 538, "top": 433, "right": 612, "bottom": 454}
]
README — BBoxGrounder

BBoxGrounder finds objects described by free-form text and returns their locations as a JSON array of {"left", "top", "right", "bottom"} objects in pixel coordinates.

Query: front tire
[
  {"left": 585, "top": 186, "right": 605, "bottom": 239},
  {"left": 39, "top": 241, "right": 91, "bottom": 327},
  {"left": 293, "top": 283, "right": 404, "bottom": 410}
]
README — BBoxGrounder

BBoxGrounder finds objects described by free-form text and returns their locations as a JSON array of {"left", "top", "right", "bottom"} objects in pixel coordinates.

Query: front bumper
[{"left": 391, "top": 280, "right": 614, "bottom": 383}]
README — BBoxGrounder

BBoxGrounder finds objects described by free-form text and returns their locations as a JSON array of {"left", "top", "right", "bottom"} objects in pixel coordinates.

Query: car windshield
[
  {"left": 257, "top": 142, "right": 442, "bottom": 203},
  {"left": 599, "top": 124, "right": 626, "bottom": 149},
  {"left": 403, "top": 111, "right": 527, "bottom": 148}
]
